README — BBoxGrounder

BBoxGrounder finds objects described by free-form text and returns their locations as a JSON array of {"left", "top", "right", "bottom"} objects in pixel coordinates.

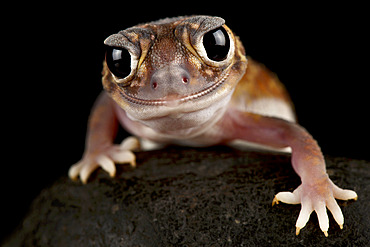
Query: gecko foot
[
  {"left": 272, "top": 177, "right": 357, "bottom": 237},
  {"left": 69, "top": 136, "right": 140, "bottom": 184}
]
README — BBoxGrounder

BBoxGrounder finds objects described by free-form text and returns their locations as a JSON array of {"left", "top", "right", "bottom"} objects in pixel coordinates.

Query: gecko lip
[{"left": 120, "top": 71, "right": 230, "bottom": 107}]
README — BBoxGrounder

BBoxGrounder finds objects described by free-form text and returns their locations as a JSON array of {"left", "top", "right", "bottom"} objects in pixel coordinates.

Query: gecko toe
[
  {"left": 274, "top": 191, "right": 301, "bottom": 205},
  {"left": 314, "top": 201, "right": 329, "bottom": 236},
  {"left": 120, "top": 136, "right": 140, "bottom": 150},
  {"left": 109, "top": 150, "right": 136, "bottom": 165},
  {"left": 326, "top": 196, "right": 344, "bottom": 228},
  {"left": 80, "top": 162, "right": 99, "bottom": 184},
  {"left": 334, "top": 187, "right": 357, "bottom": 200},
  {"left": 96, "top": 155, "right": 116, "bottom": 177},
  {"left": 329, "top": 180, "right": 357, "bottom": 200},
  {"left": 69, "top": 161, "right": 86, "bottom": 181},
  {"left": 295, "top": 198, "right": 313, "bottom": 233}
]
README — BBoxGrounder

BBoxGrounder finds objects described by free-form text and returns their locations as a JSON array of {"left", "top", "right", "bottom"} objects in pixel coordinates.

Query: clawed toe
[
  {"left": 295, "top": 198, "right": 313, "bottom": 234},
  {"left": 68, "top": 161, "right": 84, "bottom": 181},
  {"left": 80, "top": 160, "right": 99, "bottom": 184},
  {"left": 108, "top": 149, "right": 136, "bottom": 167},
  {"left": 96, "top": 155, "right": 116, "bottom": 177},
  {"left": 272, "top": 190, "right": 301, "bottom": 206},
  {"left": 120, "top": 136, "right": 140, "bottom": 150},
  {"left": 314, "top": 201, "right": 329, "bottom": 236},
  {"left": 331, "top": 180, "right": 358, "bottom": 201},
  {"left": 326, "top": 197, "right": 344, "bottom": 229}
]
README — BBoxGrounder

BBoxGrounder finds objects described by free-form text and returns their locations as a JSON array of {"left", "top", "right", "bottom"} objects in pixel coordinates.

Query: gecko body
[{"left": 69, "top": 16, "right": 357, "bottom": 236}]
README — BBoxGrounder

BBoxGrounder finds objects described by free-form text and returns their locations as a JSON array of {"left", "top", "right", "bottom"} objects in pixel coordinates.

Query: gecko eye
[
  {"left": 202, "top": 26, "right": 230, "bottom": 62},
  {"left": 105, "top": 46, "right": 132, "bottom": 79}
]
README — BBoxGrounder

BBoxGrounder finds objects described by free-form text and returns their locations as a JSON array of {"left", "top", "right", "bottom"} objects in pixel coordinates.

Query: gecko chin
[
  {"left": 120, "top": 88, "right": 234, "bottom": 138},
  {"left": 131, "top": 97, "right": 230, "bottom": 138}
]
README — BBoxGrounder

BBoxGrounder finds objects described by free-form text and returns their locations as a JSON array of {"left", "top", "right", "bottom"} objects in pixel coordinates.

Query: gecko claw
[
  {"left": 272, "top": 196, "right": 279, "bottom": 206},
  {"left": 130, "top": 160, "right": 136, "bottom": 168},
  {"left": 296, "top": 227, "right": 301, "bottom": 236}
]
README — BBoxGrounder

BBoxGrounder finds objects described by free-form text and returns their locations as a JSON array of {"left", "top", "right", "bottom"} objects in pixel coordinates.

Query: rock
[{"left": 4, "top": 146, "right": 369, "bottom": 246}]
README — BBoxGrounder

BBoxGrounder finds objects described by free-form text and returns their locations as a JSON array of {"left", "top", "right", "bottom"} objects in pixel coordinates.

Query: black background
[{"left": 2, "top": 3, "right": 368, "bottom": 241}]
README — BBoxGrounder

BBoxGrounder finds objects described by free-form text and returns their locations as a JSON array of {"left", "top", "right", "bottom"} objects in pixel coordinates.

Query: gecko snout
[{"left": 150, "top": 65, "right": 192, "bottom": 96}]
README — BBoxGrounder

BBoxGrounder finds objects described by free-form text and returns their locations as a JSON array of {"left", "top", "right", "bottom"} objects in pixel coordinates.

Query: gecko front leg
[
  {"left": 69, "top": 93, "right": 139, "bottom": 184},
  {"left": 220, "top": 109, "right": 357, "bottom": 236}
]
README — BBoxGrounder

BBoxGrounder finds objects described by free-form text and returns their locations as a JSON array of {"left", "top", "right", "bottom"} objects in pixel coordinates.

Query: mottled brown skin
[
  {"left": 233, "top": 58, "right": 293, "bottom": 104},
  {"left": 69, "top": 16, "right": 357, "bottom": 237}
]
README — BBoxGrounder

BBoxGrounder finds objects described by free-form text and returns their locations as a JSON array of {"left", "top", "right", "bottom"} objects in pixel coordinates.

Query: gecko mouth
[{"left": 119, "top": 71, "right": 230, "bottom": 106}]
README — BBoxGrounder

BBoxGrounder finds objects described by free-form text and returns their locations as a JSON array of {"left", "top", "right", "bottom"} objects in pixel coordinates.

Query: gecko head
[{"left": 102, "top": 16, "right": 247, "bottom": 135}]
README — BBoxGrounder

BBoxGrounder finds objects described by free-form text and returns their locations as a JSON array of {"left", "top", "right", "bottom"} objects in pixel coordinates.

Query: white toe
[
  {"left": 296, "top": 198, "right": 313, "bottom": 231},
  {"left": 334, "top": 187, "right": 358, "bottom": 200},
  {"left": 80, "top": 162, "right": 99, "bottom": 184},
  {"left": 275, "top": 191, "right": 300, "bottom": 204},
  {"left": 68, "top": 162, "right": 83, "bottom": 180},
  {"left": 330, "top": 180, "right": 357, "bottom": 200},
  {"left": 96, "top": 155, "right": 116, "bottom": 177},
  {"left": 314, "top": 201, "right": 329, "bottom": 236},
  {"left": 326, "top": 197, "right": 344, "bottom": 228},
  {"left": 110, "top": 150, "right": 136, "bottom": 165},
  {"left": 120, "top": 137, "right": 140, "bottom": 150}
]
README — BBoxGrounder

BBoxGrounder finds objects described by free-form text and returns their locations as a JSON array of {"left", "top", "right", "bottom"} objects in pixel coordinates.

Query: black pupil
[
  {"left": 202, "top": 27, "right": 230, "bottom": 62},
  {"left": 105, "top": 46, "right": 131, "bottom": 79}
]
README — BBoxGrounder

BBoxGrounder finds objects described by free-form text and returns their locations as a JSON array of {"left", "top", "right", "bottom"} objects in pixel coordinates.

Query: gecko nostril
[
  {"left": 152, "top": 81, "right": 158, "bottom": 89},
  {"left": 182, "top": 77, "right": 189, "bottom": 84}
]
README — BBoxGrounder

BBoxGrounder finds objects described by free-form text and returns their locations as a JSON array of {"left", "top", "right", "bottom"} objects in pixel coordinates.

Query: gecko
[{"left": 68, "top": 16, "right": 357, "bottom": 236}]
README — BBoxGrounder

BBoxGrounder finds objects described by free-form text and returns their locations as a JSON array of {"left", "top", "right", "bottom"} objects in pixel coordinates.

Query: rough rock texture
[{"left": 4, "top": 146, "right": 369, "bottom": 246}]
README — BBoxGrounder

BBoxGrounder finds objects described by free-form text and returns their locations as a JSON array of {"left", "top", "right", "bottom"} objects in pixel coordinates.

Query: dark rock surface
[{"left": 4, "top": 146, "right": 369, "bottom": 246}]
